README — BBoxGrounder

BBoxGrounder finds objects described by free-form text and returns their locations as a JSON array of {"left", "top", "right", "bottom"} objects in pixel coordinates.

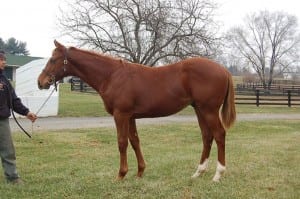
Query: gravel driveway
[{"left": 10, "top": 113, "right": 300, "bottom": 132}]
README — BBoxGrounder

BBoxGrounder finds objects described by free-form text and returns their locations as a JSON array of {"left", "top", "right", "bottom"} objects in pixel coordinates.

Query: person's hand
[{"left": 26, "top": 112, "right": 37, "bottom": 122}]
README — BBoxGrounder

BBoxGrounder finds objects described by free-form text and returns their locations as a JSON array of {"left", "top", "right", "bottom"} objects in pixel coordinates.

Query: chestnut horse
[{"left": 38, "top": 40, "right": 236, "bottom": 182}]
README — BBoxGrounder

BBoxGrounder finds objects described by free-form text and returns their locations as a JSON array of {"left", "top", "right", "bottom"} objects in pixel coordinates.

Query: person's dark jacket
[{"left": 0, "top": 72, "right": 29, "bottom": 119}]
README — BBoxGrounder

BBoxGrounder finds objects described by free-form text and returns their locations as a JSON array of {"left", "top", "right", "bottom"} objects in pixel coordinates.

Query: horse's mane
[
  {"left": 69, "top": 46, "right": 155, "bottom": 70},
  {"left": 69, "top": 46, "right": 124, "bottom": 63},
  {"left": 69, "top": 46, "right": 171, "bottom": 70}
]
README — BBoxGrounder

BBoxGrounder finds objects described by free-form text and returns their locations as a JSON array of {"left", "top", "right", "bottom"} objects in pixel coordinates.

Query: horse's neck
[{"left": 68, "top": 50, "right": 119, "bottom": 91}]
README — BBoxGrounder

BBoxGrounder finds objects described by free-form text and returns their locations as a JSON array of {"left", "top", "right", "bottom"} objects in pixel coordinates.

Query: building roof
[{"left": 6, "top": 54, "right": 42, "bottom": 67}]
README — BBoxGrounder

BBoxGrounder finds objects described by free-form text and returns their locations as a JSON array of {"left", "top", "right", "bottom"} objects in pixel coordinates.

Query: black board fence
[
  {"left": 70, "top": 77, "right": 97, "bottom": 93},
  {"left": 235, "top": 90, "right": 300, "bottom": 107}
]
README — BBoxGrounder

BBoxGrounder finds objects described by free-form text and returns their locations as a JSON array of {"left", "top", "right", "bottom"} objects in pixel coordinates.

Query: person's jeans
[{"left": 0, "top": 118, "right": 20, "bottom": 181}]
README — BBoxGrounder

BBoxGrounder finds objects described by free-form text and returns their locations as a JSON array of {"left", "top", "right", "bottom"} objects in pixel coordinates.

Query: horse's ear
[{"left": 54, "top": 40, "right": 64, "bottom": 49}]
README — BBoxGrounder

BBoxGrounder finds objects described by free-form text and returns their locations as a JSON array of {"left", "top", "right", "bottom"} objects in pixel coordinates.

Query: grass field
[
  {"left": 1, "top": 83, "right": 299, "bottom": 198},
  {"left": 1, "top": 120, "right": 299, "bottom": 198}
]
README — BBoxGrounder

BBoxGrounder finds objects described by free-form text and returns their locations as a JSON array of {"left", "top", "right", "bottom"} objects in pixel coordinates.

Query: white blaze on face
[
  {"left": 212, "top": 161, "right": 226, "bottom": 182},
  {"left": 191, "top": 159, "right": 209, "bottom": 178}
]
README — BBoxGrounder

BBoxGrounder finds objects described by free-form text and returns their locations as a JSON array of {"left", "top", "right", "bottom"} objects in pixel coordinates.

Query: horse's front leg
[
  {"left": 114, "top": 113, "right": 130, "bottom": 180},
  {"left": 128, "top": 118, "right": 146, "bottom": 177}
]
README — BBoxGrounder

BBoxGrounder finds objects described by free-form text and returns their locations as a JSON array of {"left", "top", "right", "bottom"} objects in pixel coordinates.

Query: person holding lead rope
[{"left": 0, "top": 50, "right": 37, "bottom": 184}]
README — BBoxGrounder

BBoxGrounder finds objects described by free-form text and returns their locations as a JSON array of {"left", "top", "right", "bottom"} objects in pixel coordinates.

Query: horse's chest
[{"left": 101, "top": 90, "right": 135, "bottom": 114}]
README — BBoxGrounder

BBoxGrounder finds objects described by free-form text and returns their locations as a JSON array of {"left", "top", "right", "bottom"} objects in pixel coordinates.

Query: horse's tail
[{"left": 221, "top": 72, "right": 236, "bottom": 129}]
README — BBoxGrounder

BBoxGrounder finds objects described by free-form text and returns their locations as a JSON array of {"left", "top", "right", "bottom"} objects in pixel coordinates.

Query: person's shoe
[{"left": 7, "top": 178, "right": 23, "bottom": 185}]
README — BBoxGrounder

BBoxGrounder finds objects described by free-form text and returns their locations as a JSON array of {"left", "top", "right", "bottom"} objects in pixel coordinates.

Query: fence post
[
  {"left": 255, "top": 90, "right": 260, "bottom": 107},
  {"left": 71, "top": 78, "right": 74, "bottom": 91},
  {"left": 80, "top": 80, "right": 84, "bottom": 92},
  {"left": 288, "top": 90, "right": 291, "bottom": 107}
]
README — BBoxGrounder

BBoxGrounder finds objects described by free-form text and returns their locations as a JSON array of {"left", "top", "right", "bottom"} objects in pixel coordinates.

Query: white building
[{"left": 15, "top": 58, "right": 59, "bottom": 117}]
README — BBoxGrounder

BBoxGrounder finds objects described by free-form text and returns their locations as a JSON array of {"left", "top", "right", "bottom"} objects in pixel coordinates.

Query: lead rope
[
  {"left": 31, "top": 86, "right": 57, "bottom": 134},
  {"left": 35, "top": 86, "right": 57, "bottom": 116},
  {"left": 5, "top": 77, "right": 33, "bottom": 138}
]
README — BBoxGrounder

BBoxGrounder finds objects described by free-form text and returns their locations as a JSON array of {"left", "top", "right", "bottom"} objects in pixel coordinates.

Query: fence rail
[
  {"left": 236, "top": 83, "right": 300, "bottom": 95},
  {"left": 70, "top": 77, "right": 97, "bottom": 93},
  {"left": 235, "top": 90, "right": 300, "bottom": 107}
]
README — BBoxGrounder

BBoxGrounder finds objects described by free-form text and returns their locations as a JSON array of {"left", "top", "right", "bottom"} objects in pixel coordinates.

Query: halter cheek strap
[
  {"left": 54, "top": 58, "right": 67, "bottom": 90},
  {"left": 63, "top": 59, "right": 68, "bottom": 67}
]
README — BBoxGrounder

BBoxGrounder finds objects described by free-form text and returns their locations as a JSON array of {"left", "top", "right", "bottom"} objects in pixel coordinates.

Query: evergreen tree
[
  {"left": 0, "top": 37, "right": 30, "bottom": 55},
  {"left": 0, "top": 38, "right": 5, "bottom": 50}
]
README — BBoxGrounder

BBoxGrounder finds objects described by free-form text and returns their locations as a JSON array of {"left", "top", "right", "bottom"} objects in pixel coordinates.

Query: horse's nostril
[{"left": 38, "top": 81, "right": 42, "bottom": 89}]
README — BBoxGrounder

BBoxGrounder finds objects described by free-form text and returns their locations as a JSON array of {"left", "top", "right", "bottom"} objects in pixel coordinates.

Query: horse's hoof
[
  {"left": 137, "top": 175, "right": 143, "bottom": 178},
  {"left": 212, "top": 161, "right": 226, "bottom": 182},
  {"left": 137, "top": 172, "right": 144, "bottom": 178},
  {"left": 135, "top": 175, "right": 143, "bottom": 180},
  {"left": 116, "top": 175, "right": 125, "bottom": 181},
  {"left": 212, "top": 177, "right": 220, "bottom": 182},
  {"left": 191, "top": 173, "right": 200, "bottom": 179}
]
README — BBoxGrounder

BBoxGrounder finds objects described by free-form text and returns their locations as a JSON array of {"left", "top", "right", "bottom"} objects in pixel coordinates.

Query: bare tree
[
  {"left": 226, "top": 10, "right": 300, "bottom": 89},
  {"left": 58, "top": 0, "right": 220, "bottom": 66}
]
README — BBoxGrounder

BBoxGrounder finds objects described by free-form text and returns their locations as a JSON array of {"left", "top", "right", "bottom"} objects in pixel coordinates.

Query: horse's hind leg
[
  {"left": 128, "top": 118, "right": 146, "bottom": 177},
  {"left": 191, "top": 107, "right": 213, "bottom": 178},
  {"left": 203, "top": 110, "right": 227, "bottom": 182},
  {"left": 212, "top": 126, "right": 226, "bottom": 182}
]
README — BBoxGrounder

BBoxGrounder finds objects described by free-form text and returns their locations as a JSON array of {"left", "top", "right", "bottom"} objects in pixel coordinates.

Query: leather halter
[{"left": 42, "top": 49, "right": 68, "bottom": 91}]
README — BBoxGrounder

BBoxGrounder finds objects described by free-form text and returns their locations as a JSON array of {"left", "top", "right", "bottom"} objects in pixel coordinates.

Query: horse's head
[{"left": 38, "top": 40, "right": 69, "bottom": 90}]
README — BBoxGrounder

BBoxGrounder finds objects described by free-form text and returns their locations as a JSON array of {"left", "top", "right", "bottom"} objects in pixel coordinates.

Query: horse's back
[
  {"left": 180, "top": 57, "right": 228, "bottom": 77},
  {"left": 133, "top": 57, "right": 230, "bottom": 104}
]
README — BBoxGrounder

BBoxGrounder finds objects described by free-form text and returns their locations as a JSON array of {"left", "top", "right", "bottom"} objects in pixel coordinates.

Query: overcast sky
[{"left": 1, "top": 0, "right": 299, "bottom": 57}]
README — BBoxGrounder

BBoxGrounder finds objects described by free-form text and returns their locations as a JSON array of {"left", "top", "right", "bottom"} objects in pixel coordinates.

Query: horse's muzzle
[{"left": 37, "top": 80, "right": 50, "bottom": 90}]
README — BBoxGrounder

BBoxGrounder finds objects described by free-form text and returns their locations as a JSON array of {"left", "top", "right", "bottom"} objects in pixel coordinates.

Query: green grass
[
  {"left": 1, "top": 121, "right": 299, "bottom": 198},
  {"left": 58, "top": 83, "right": 300, "bottom": 117},
  {"left": 58, "top": 84, "right": 110, "bottom": 117}
]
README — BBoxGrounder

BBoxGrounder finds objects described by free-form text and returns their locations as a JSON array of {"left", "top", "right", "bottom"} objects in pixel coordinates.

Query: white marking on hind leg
[
  {"left": 191, "top": 159, "right": 209, "bottom": 178},
  {"left": 212, "top": 161, "right": 226, "bottom": 182}
]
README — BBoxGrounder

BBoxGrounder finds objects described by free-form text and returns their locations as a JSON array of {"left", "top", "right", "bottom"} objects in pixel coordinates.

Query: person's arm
[
  {"left": 10, "top": 87, "right": 29, "bottom": 116},
  {"left": 8, "top": 83, "right": 37, "bottom": 122}
]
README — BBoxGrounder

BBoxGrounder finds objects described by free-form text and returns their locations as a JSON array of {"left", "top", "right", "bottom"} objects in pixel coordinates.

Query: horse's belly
[{"left": 134, "top": 97, "right": 191, "bottom": 118}]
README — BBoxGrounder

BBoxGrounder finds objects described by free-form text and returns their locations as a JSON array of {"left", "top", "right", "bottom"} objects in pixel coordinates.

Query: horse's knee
[{"left": 118, "top": 140, "right": 128, "bottom": 153}]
